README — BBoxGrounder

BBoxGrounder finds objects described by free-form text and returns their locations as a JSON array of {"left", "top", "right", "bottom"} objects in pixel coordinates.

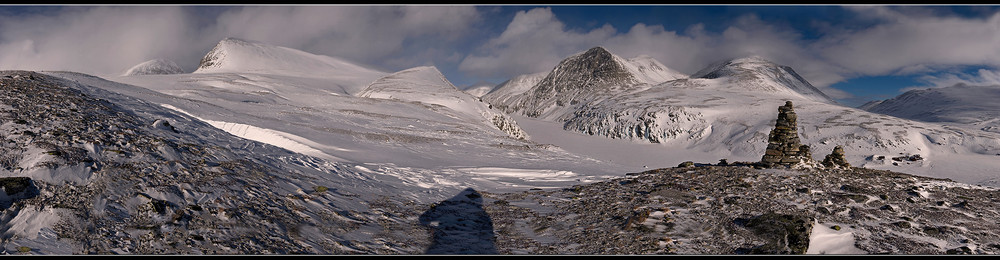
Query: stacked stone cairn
[
  {"left": 822, "top": 145, "right": 851, "bottom": 168},
  {"left": 761, "top": 101, "right": 814, "bottom": 167}
]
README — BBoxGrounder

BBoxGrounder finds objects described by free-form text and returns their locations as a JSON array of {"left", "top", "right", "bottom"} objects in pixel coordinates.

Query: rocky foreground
[{"left": 477, "top": 165, "right": 1000, "bottom": 255}]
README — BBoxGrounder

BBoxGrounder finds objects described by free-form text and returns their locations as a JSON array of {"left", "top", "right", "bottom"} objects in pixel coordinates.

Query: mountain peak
[
  {"left": 378, "top": 65, "right": 457, "bottom": 91},
  {"left": 690, "top": 56, "right": 834, "bottom": 103},
  {"left": 122, "top": 59, "right": 184, "bottom": 76},
  {"left": 581, "top": 46, "right": 613, "bottom": 57},
  {"left": 691, "top": 55, "right": 779, "bottom": 79},
  {"left": 192, "top": 37, "right": 386, "bottom": 93}
]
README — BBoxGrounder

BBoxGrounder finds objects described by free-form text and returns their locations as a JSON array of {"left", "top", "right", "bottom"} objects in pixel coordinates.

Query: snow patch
[
  {"left": 807, "top": 221, "right": 866, "bottom": 254},
  {"left": 160, "top": 104, "right": 345, "bottom": 162}
]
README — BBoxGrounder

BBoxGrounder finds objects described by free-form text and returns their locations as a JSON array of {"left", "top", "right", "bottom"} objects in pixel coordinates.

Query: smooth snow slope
[
  {"left": 194, "top": 37, "right": 387, "bottom": 95},
  {"left": 359, "top": 66, "right": 528, "bottom": 139}
]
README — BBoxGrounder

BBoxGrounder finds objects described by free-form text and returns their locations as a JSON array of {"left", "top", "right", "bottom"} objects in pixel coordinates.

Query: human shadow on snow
[{"left": 418, "top": 188, "right": 498, "bottom": 254}]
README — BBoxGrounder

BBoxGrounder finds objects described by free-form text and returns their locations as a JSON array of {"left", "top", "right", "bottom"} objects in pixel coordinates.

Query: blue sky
[{"left": 2, "top": 5, "right": 1000, "bottom": 107}]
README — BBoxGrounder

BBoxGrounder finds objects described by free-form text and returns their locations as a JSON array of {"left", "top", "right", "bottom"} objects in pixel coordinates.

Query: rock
[
  {"left": 743, "top": 213, "right": 814, "bottom": 254},
  {"left": 678, "top": 161, "right": 695, "bottom": 168},
  {"left": 151, "top": 119, "right": 178, "bottom": 133},
  {"left": 0, "top": 177, "right": 32, "bottom": 196},
  {"left": 946, "top": 246, "right": 973, "bottom": 254},
  {"left": 822, "top": 145, "right": 851, "bottom": 168},
  {"left": 894, "top": 221, "right": 911, "bottom": 228},
  {"left": 718, "top": 159, "right": 729, "bottom": 166},
  {"left": 760, "top": 101, "right": 814, "bottom": 167}
]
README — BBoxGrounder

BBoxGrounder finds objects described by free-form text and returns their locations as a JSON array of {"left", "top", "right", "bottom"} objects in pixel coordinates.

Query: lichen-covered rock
[
  {"left": 677, "top": 161, "right": 695, "bottom": 168},
  {"left": 744, "top": 213, "right": 814, "bottom": 254},
  {"left": 0, "top": 177, "right": 31, "bottom": 196}
]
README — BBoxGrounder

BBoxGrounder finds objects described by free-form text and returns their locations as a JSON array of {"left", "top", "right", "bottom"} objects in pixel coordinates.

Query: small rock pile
[{"left": 822, "top": 145, "right": 851, "bottom": 168}]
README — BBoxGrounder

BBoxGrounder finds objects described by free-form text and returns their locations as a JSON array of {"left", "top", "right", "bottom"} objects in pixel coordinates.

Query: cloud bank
[
  {"left": 0, "top": 6, "right": 480, "bottom": 76},
  {"left": 1, "top": 6, "right": 999, "bottom": 101},
  {"left": 458, "top": 7, "right": 1000, "bottom": 99}
]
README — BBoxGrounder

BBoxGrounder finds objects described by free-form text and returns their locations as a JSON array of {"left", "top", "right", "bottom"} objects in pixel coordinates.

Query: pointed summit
[
  {"left": 494, "top": 46, "right": 684, "bottom": 120},
  {"left": 532, "top": 46, "right": 641, "bottom": 97}
]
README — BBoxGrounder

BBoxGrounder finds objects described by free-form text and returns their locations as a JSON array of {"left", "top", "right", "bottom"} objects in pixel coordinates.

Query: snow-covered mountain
[
  {"left": 122, "top": 59, "right": 184, "bottom": 76},
  {"left": 461, "top": 84, "right": 496, "bottom": 98},
  {"left": 690, "top": 56, "right": 835, "bottom": 103},
  {"left": 484, "top": 50, "right": 1000, "bottom": 187},
  {"left": 489, "top": 46, "right": 684, "bottom": 121},
  {"left": 861, "top": 83, "right": 1000, "bottom": 133},
  {"left": 194, "top": 37, "right": 386, "bottom": 95},
  {"left": 358, "top": 66, "right": 527, "bottom": 139},
  {"left": 481, "top": 72, "right": 547, "bottom": 110}
]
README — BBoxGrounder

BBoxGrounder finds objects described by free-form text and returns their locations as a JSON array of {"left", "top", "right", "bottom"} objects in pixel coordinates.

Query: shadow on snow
[{"left": 419, "top": 188, "right": 498, "bottom": 254}]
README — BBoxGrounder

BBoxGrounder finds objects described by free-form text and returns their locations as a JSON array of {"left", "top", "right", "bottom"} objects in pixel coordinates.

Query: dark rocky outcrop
[
  {"left": 0, "top": 177, "right": 31, "bottom": 196},
  {"left": 742, "top": 213, "right": 814, "bottom": 254}
]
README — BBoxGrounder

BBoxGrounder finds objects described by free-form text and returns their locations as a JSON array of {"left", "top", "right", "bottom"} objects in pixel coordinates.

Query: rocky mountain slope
[
  {"left": 0, "top": 70, "right": 452, "bottom": 254},
  {"left": 488, "top": 46, "right": 683, "bottom": 121}
]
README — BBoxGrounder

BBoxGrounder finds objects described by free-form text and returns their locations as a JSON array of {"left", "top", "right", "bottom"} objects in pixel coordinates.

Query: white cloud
[
  {"left": 459, "top": 7, "right": 616, "bottom": 78},
  {"left": 905, "top": 68, "right": 1000, "bottom": 91},
  {"left": 814, "top": 6, "right": 1000, "bottom": 76},
  {"left": 0, "top": 6, "right": 481, "bottom": 77},
  {"left": 0, "top": 6, "right": 194, "bottom": 76},
  {"left": 209, "top": 6, "right": 480, "bottom": 68}
]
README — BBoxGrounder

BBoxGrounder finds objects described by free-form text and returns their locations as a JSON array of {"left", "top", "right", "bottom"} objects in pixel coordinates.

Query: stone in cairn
[
  {"left": 761, "top": 101, "right": 812, "bottom": 167},
  {"left": 822, "top": 145, "right": 851, "bottom": 168}
]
